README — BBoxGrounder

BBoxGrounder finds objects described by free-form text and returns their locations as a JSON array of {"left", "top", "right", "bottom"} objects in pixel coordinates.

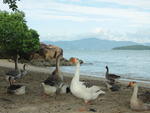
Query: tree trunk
[{"left": 14, "top": 54, "right": 19, "bottom": 70}]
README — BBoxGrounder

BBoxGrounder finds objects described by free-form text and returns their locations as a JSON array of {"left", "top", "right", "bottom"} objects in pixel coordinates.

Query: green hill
[
  {"left": 44, "top": 38, "right": 137, "bottom": 50},
  {"left": 113, "top": 45, "right": 150, "bottom": 50}
]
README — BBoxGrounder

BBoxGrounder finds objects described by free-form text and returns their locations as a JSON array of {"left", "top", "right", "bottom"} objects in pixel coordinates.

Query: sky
[{"left": 0, "top": 0, "right": 150, "bottom": 43}]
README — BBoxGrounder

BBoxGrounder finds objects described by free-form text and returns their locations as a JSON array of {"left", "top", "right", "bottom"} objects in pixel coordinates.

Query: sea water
[{"left": 61, "top": 50, "right": 150, "bottom": 82}]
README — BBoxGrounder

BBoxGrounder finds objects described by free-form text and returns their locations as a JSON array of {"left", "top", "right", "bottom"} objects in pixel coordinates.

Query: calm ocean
[{"left": 61, "top": 50, "right": 150, "bottom": 82}]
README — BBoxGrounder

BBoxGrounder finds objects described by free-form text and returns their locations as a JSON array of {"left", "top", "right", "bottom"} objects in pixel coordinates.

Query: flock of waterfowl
[{"left": 4, "top": 56, "right": 150, "bottom": 112}]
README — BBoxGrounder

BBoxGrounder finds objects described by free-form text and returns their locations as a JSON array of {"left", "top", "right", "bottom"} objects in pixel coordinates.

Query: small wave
[{"left": 82, "top": 63, "right": 93, "bottom": 65}]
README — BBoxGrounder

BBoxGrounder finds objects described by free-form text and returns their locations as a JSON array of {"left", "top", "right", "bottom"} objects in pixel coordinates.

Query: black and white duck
[
  {"left": 7, "top": 77, "right": 26, "bottom": 95},
  {"left": 105, "top": 65, "right": 120, "bottom": 83}
]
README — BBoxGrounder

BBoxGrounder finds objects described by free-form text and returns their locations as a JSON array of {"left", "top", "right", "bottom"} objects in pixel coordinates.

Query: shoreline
[
  {"left": 0, "top": 59, "right": 150, "bottom": 88},
  {"left": 63, "top": 72, "right": 150, "bottom": 88},
  {"left": 0, "top": 59, "right": 150, "bottom": 113}
]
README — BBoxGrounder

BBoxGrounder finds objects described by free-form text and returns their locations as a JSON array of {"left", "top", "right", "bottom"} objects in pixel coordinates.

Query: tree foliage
[
  {"left": 3, "top": 0, "right": 20, "bottom": 11},
  {"left": 0, "top": 11, "right": 40, "bottom": 69}
]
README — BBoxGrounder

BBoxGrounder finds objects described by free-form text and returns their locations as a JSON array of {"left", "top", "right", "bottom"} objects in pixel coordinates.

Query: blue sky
[{"left": 0, "top": 0, "right": 150, "bottom": 43}]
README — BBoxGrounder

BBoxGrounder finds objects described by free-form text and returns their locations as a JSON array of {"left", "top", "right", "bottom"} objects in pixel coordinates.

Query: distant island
[
  {"left": 44, "top": 38, "right": 150, "bottom": 50},
  {"left": 113, "top": 45, "right": 150, "bottom": 50}
]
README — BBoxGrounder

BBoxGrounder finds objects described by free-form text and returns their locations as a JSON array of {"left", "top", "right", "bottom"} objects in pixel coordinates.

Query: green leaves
[
  {"left": 3, "top": 0, "right": 20, "bottom": 11},
  {"left": 0, "top": 11, "right": 40, "bottom": 58}
]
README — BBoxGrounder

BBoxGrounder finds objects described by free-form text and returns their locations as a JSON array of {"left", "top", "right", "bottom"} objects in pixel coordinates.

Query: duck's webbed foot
[{"left": 84, "top": 100, "right": 92, "bottom": 104}]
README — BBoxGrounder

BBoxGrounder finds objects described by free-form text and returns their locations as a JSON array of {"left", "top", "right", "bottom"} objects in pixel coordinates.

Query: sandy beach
[{"left": 0, "top": 59, "right": 150, "bottom": 113}]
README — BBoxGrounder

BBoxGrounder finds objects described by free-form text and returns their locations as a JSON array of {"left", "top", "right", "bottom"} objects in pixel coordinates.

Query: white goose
[{"left": 70, "top": 58, "right": 105, "bottom": 104}]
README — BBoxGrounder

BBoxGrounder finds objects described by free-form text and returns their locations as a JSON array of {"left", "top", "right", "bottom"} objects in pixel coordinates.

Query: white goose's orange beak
[
  {"left": 127, "top": 81, "right": 136, "bottom": 88},
  {"left": 70, "top": 58, "right": 77, "bottom": 64}
]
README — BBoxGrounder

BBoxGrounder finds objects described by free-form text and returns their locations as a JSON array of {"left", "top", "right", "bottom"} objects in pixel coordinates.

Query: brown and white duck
[
  {"left": 41, "top": 54, "right": 70, "bottom": 96},
  {"left": 127, "top": 81, "right": 150, "bottom": 111}
]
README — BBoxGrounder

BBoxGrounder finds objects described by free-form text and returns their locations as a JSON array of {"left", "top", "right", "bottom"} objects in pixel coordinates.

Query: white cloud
[
  {"left": 91, "top": 27, "right": 150, "bottom": 43},
  {"left": 70, "top": 0, "right": 81, "bottom": 2},
  {"left": 94, "top": 0, "right": 150, "bottom": 9},
  {"left": 92, "top": 28, "right": 104, "bottom": 34},
  {"left": 1, "top": 0, "right": 150, "bottom": 24},
  {"left": 18, "top": 1, "right": 150, "bottom": 24},
  {"left": 25, "top": 10, "right": 115, "bottom": 22},
  {"left": 0, "top": 0, "right": 150, "bottom": 43},
  {"left": 68, "top": 0, "right": 150, "bottom": 9}
]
